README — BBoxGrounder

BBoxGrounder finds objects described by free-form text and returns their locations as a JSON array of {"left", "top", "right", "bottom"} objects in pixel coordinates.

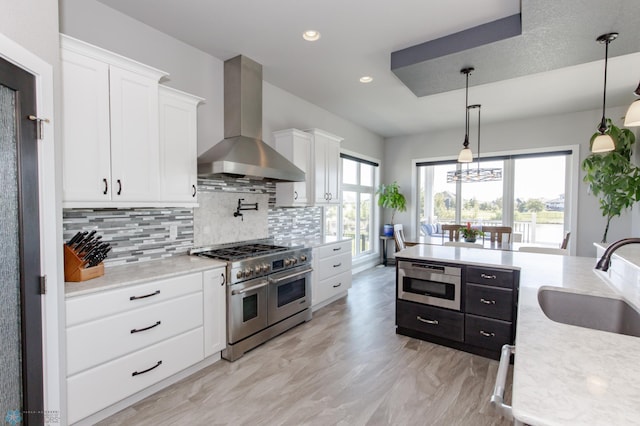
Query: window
[
  {"left": 339, "top": 154, "right": 378, "bottom": 257},
  {"left": 417, "top": 150, "right": 571, "bottom": 247}
]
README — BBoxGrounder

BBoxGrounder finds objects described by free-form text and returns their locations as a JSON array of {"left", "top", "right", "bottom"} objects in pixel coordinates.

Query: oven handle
[
  {"left": 268, "top": 267, "right": 313, "bottom": 284},
  {"left": 231, "top": 280, "right": 269, "bottom": 295},
  {"left": 490, "top": 344, "right": 515, "bottom": 420}
]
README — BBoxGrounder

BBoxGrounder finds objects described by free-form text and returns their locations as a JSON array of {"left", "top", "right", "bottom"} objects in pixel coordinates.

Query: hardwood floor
[{"left": 99, "top": 266, "right": 512, "bottom": 426}]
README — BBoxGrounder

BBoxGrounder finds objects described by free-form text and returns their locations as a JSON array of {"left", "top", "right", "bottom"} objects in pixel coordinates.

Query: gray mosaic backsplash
[{"left": 62, "top": 176, "right": 323, "bottom": 266}]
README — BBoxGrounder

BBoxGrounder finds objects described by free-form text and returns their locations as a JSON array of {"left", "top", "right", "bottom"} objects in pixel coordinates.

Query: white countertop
[
  {"left": 65, "top": 255, "right": 226, "bottom": 298},
  {"left": 396, "top": 244, "right": 640, "bottom": 426}
]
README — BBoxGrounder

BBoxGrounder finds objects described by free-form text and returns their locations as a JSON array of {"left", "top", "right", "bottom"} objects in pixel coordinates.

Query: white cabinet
[
  {"left": 159, "top": 86, "right": 203, "bottom": 204},
  {"left": 65, "top": 268, "right": 224, "bottom": 424},
  {"left": 306, "top": 128, "right": 343, "bottom": 205},
  {"left": 60, "top": 35, "right": 167, "bottom": 207},
  {"left": 312, "top": 240, "right": 352, "bottom": 309},
  {"left": 203, "top": 267, "right": 226, "bottom": 357},
  {"left": 273, "top": 129, "right": 313, "bottom": 206}
]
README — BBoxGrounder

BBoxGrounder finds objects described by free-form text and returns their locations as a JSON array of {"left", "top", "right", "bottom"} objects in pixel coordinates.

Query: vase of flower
[{"left": 459, "top": 222, "right": 482, "bottom": 243}]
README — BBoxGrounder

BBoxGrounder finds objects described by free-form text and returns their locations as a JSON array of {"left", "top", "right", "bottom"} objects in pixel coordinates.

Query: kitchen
[{"left": 2, "top": 0, "right": 640, "bottom": 425}]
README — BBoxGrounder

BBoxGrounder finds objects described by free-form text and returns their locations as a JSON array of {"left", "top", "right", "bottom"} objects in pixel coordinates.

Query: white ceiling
[{"left": 98, "top": 0, "right": 640, "bottom": 138}]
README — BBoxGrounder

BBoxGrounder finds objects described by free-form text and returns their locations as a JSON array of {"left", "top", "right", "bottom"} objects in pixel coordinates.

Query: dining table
[{"left": 405, "top": 235, "right": 519, "bottom": 251}]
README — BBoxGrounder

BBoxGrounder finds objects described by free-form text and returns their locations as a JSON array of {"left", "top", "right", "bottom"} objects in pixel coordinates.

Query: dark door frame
[{"left": 0, "top": 56, "right": 44, "bottom": 425}]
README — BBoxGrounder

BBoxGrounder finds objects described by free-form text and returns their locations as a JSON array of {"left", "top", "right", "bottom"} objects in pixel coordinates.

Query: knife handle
[{"left": 103, "top": 178, "right": 108, "bottom": 195}]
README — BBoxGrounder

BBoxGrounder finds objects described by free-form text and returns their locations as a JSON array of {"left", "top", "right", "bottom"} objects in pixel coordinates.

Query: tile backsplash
[{"left": 62, "top": 176, "right": 323, "bottom": 267}]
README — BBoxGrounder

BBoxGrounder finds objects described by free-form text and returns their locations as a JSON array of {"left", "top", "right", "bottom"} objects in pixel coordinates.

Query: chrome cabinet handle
[
  {"left": 220, "top": 273, "right": 225, "bottom": 286},
  {"left": 416, "top": 316, "right": 438, "bottom": 325},
  {"left": 480, "top": 330, "right": 495, "bottom": 337},
  {"left": 333, "top": 262, "right": 342, "bottom": 268},
  {"left": 324, "top": 192, "right": 329, "bottom": 200},
  {"left": 333, "top": 282, "right": 342, "bottom": 288},
  {"left": 333, "top": 246, "right": 342, "bottom": 251},
  {"left": 117, "top": 179, "right": 122, "bottom": 195},
  {"left": 491, "top": 344, "right": 515, "bottom": 420},
  {"left": 131, "top": 320, "right": 161, "bottom": 334},
  {"left": 480, "top": 298, "right": 496, "bottom": 304},
  {"left": 481, "top": 273, "right": 497, "bottom": 279},
  {"left": 192, "top": 184, "right": 197, "bottom": 197},
  {"left": 294, "top": 190, "right": 298, "bottom": 200},
  {"left": 129, "top": 290, "right": 160, "bottom": 301},
  {"left": 231, "top": 280, "right": 268, "bottom": 295},
  {"left": 132, "top": 360, "right": 162, "bottom": 377},
  {"left": 102, "top": 178, "right": 108, "bottom": 195}
]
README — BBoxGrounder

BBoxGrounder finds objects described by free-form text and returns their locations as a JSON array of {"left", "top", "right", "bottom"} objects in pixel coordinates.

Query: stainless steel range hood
[{"left": 198, "top": 55, "right": 305, "bottom": 182}]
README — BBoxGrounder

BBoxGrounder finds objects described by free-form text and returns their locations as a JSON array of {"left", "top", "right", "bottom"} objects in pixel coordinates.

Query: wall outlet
[{"left": 169, "top": 224, "right": 178, "bottom": 241}]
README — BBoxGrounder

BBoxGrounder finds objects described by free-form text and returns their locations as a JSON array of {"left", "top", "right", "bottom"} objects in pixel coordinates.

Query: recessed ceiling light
[
  {"left": 359, "top": 76, "right": 373, "bottom": 83},
  {"left": 303, "top": 30, "right": 321, "bottom": 41}
]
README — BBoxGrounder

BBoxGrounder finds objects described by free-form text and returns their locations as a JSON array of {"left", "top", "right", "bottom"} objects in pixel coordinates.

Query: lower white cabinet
[
  {"left": 312, "top": 240, "right": 352, "bottom": 308},
  {"left": 65, "top": 268, "right": 225, "bottom": 424}
]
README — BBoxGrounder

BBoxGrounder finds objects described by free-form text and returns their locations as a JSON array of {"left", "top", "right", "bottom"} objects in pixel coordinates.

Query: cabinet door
[
  {"left": 274, "top": 129, "right": 312, "bottom": 206},
  {"left": 325, "top": 138, "right": 341, "bottom": 204},
  {"left": 109, "top": 66, "right": 160, "bottom": 202},
  {"left": 159, "top": 86, "right": 202, "bottom": 203},
  {"left": 60, "top": 50, "right": 112, "bottom": 202},
  {"left": 203, "top": 268, "right": 227, "bottom": 357},
  {"left": 313, "top": 136, "right": 329, "bottom": 204}
]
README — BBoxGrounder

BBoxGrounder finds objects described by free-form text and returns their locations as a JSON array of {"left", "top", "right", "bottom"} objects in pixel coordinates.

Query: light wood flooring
[{"left": 99, "top": 266, "right": 513, "bottom": 426}]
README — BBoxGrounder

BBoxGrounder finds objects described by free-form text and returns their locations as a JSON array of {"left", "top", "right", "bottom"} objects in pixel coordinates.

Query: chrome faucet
[{"left": 595, "top": 238, "right": 640, "bottom": 271}]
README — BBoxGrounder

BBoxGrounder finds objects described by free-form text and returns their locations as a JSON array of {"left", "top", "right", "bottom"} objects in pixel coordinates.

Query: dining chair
[
  {"left": 482, "top": 226, "right": 512, "bottom": 244},
  {"left": 443, "top": 241, "right": 484, "bottom": 248},
  {"left": 441, "top": 224, "right": 460, "bottom": 242},
  {"left": 394, "top": 224, "right": 406, "bottom": 251},
  {"left": 518, "top": 247, "right": 568, "bottom": 255}
]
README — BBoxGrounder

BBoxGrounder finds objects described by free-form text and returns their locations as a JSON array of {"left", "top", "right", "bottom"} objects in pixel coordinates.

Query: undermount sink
[{"left": 538, "top": 287, "right": 640, "bottom": 337}]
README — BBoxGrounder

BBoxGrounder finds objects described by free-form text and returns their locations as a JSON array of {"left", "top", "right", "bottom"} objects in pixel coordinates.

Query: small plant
[
  {"left": 582, "top": 119, "right": 640, "bottom": 242},
  {"left": 459, "top": 222, "right": 482, "bottom": 241},
  {"left": 376, "top": 182, "right": 407, "bottom": 225}
]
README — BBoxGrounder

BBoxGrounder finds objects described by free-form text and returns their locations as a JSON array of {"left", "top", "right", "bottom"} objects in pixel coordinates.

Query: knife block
[{"left": 64, "top": 244, "right": 104, "bottom": 282}]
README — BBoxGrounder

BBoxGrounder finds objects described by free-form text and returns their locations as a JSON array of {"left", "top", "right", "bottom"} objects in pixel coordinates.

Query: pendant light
[
  {"left": 457, "top": 67, "right": 474, "bottom": 163},
  {"left": 624, "top": 81, "right": 640, "bottom": 127},
  {"left": 591, "top": 33, "right": 618, "bottom": 153}
]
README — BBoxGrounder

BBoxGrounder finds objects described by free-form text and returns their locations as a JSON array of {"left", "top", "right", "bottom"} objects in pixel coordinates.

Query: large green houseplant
[
  {"left": 582, "top": 119, "right": 640, "bottom": 242},
  {"left": 376, "top": 182, "right": 407, "bottom": 225}
]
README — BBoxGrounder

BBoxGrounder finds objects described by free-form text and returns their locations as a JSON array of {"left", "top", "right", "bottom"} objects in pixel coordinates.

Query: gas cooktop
[{"left": 195, "top": 243, "right": 289, "bottom": 261}]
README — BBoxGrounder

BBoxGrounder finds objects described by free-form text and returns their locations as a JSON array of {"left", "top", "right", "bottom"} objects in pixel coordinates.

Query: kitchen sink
[{"left": 538, "top": 287, "right": 640, "bottom": 337}]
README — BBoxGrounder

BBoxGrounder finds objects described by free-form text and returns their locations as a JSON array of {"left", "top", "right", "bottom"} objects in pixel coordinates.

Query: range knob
[
  {"left": 244, "top": 268, "right": 253, "bottom": 277},
  {"left": 262, "top": 263, "right": 270, "bottom": 273},
  {"left": 236, "top": 270, "right": 244, "bottom": 279},
  {"left": 284, "top": 259, "right": 292, "bottom": 266},
  {"left": 292, "top": 257, "right": 298, "bottom": 265},
  {"left": 300, "top": 254, "right": 307, "bottom": 262}
]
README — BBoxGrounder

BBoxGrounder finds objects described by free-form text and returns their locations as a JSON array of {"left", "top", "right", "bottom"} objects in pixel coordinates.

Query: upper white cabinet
[
  {"left": 273, "top": 129, "right": 313, "bottom": 206},
  {"left": 306, "top": 128, "right": 343, "bottom": 205},
  {"left": 60, "top": 35, "right": 169, "bottom": 207},
  {"left": 159, "top": 86, "right": 204, "bottom": 204}
]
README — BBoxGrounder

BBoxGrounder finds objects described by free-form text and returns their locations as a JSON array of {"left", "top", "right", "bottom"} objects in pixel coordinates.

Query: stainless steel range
[{"left": 193, "top": 241, "right": 312, "bottom": 361}]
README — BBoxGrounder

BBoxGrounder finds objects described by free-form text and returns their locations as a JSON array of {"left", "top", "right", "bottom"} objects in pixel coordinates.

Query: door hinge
[
  {"left": 39, "top": 275, "right": 47, "bottom": 295},
  {"left": 28, "top": 115, "right": 50, "bottom": 140}
]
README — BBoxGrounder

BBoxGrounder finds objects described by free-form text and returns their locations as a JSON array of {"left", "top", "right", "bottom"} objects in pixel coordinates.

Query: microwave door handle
[
  {"left": 268, "top": 267, "right": 313, "bottom": 284},
  {"left": 231, "top": 280, "right": 269, "bottom": 295}
]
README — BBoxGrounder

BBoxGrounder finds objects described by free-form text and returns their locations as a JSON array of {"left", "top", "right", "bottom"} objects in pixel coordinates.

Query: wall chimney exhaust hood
[{"left": 198, "top": 55, "right": 305, "bottom": 182}]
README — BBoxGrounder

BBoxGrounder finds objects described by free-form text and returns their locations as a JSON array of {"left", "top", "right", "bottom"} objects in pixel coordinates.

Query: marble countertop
[
  {"left": 65, "top": 255, "right": 226, "bottom": 298},
  {"left": 396, "top": 245, "right": 640, "bottom": 426},
  {"left": 282, "top": 236, "right": 351, "bottom": 249}
]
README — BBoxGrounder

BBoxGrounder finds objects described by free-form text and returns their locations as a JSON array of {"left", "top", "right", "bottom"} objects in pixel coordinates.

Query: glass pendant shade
[
  {"left": 592, "top": 133, "right": 615, "bottom": 153},
  {"left": 624, "top": 99, "right": 640, "bottom": 127},
  {"left": 458, "top": 147, "right": 473, "bottom": 162}
]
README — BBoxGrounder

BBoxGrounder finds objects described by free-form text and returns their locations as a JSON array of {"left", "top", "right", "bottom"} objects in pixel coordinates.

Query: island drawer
[
  {"left": 396, "top": 300, "right": 464, "bottom": 342},
  {"left": 466, "top": 283, "right": 513, "bottom": 321},
  {"left": 465, "top": 314, "right": 512, "bottom": 351},
  {"left": 467, "top": 266, "right": 515, "bottom": 289}
]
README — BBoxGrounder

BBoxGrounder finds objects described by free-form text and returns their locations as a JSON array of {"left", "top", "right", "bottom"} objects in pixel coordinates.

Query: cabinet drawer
[
  {"left": 317, "top": 240, "right": 351, "bottom": 259},
  {"left": 466, "top": 283, "right": 513, "bottom": 321},
  {"left": 396, "top": 300, "right": 464, "bottom": 342},
  {"left": 313, "top": 270, "right": 352, "bottom": 306},
  {"left": 66, "top": 272, "right": 202, "bottom": 326},
  {"left": 467, "top": 266, "right": 515, "bottom": 289},
  {"left": 317, "top": 252, "right": 351, "bottom": 281},
  {"left": 465, "top": 314, "right": 512, "bottom": 351},
  {"left": 67, "top": 292, "right": 203, "bottom": 375},
  {"left": 67, "top": 327, "right": 203, "bottom": 424}
]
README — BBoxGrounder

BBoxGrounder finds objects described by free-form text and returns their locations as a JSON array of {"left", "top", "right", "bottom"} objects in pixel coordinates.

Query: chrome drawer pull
[
  {"left": 480, "top": 298, "right": 496, "bottom": 304},
  {"left": 333, "top": 262, "right": 342, "bottom": 268},
  {"left": 491, "top": 345, "right": 515, "bottom": 420},
  {"left": 480, "top": 330, "right": 495, "bottom": 337},
  {"left": 333, "top": 282, "right": 342, "bottom": 288},
  {"left": 129, "top": 290, "right": 160, "bottom": 301},
  {"left": 132, "top": 360, "right": 162, "bottom": 377},
  {"left": 481, "top": 273, "right": 497, "bottom": 279},
  {"left": 333, "top": 246, "right": 342, "bottom": 251},
  {"left": 131, "top": 320, "right": 161, "bottom": 334},
  {"left": 416, "top": 316, "right": 438, "bottom": 325}
]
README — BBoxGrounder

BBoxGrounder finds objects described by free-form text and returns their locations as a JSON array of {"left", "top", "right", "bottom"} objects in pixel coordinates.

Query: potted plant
[
  {"left": 376, "top": 182, "right": 407, "bottom": 236},
  {"left": 459, "top": 222, "right": 483, "bottom": 243},
  {"left": 582, "top": 119, "right": 640, "bottom": 242}
]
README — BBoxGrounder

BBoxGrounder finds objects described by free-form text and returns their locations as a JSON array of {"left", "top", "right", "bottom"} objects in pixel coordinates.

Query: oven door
[
  {"left": 397, "top": 260, "right": 461, "bottom": 311},
  {"left": 228, "top": 278, "right": 269, "bottom": 344},
  {"left": 267, "top": 265, "right": 312, "bottom": 325}
]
